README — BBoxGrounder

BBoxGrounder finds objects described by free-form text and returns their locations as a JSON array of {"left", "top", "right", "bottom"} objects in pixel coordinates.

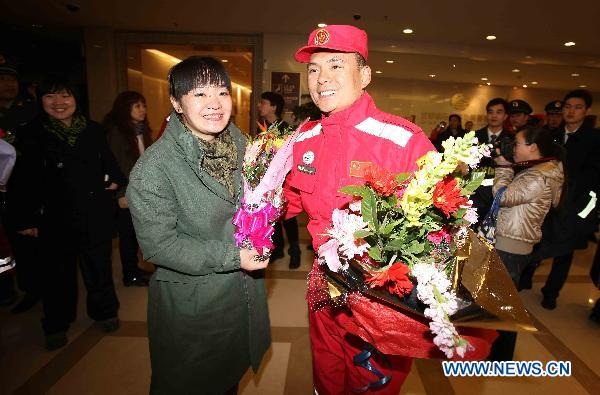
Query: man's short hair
[
  {"left": 261, "top": 91, "right": 285, "bottom": 118},
  {"left": 355, "top": 53, "right": 367, "bottom": 69},
  {"left": 486, "top": 98, "right": 509, "bottom": 113},
  {"left": 564, "top": 89, "right": 593, "bottom": 108}
]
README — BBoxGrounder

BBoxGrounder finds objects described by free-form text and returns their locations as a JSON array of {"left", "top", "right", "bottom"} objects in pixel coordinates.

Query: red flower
[
  {"left": 364, "top": 165, "right": 399, "bottom": 197},
  {"left": 365, "top": 262, "right": 414, "bottom": 297},
  {"left": 432, "top": 177, "right": 468, "bottom": 218}
]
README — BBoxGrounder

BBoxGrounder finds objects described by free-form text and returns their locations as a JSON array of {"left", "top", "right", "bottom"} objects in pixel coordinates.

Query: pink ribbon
[{"left": 233, "top": 202, "right": 281, "bottom": 255}]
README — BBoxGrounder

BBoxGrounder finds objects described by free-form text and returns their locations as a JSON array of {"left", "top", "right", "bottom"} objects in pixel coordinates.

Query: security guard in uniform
[
  {"left": 544, "top": 100, "right": 564, "bottom": 134},
  {"left": 508, "top": 99, "right": 533, "bottom": 133}
]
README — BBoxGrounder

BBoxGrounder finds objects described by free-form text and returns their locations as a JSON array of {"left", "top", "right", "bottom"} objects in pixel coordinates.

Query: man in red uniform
[{"left": 284, "top": 25, "right": 436, "bottom": 393}]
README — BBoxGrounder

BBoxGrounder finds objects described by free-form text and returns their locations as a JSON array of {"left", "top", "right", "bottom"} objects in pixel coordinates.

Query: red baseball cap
[{"left": 295, "top": 25, "right": 368, "bottom": 63}]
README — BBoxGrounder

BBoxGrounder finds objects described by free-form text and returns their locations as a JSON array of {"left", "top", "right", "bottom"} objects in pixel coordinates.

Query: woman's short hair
[
  {"left": 37, "top": 75, "right": 79, "bottom": 100},
  {"left": 168, "top": 56, "right": 232, "bottom": 101}
]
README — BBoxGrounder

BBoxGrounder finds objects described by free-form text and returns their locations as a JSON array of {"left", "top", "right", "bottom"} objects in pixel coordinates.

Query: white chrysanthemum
[{"left": 327, "top": 209, "right": 370, "bottom": 259}]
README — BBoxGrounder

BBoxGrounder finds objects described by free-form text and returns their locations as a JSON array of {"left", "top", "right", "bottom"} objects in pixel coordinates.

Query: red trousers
[{"left": 309, "top": 306, "right": 412, "bottom": 395}]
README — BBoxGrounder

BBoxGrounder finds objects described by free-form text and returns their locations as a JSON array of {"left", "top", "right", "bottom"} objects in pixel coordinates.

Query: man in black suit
[
  {"left": 472, "top": 98, "right": 512, "bottom": 227},
  {"left": 520, "top": 90, "right": 600, "bottom": 309}
]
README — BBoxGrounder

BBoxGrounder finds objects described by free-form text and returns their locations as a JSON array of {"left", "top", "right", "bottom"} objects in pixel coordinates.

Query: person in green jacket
[{"left": 126, "top": 57, "right": 271, "bottom": 394}]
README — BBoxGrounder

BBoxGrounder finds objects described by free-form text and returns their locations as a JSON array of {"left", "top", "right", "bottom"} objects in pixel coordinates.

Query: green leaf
[
  {"left": 361, "top": 188, "right": 379, "bottom": 232},
  {"left": 354, "top": 229, "right": 373, "bottom": 239},
  {"left": 383, "top": 238, "right": 406, "bottom": 252},
  {"left": 406, "top": 241, "right": 425, "bottom": 254},
  {"left": 461, "top": 172, "right": 486, "bottom": 195},
  {"left": 381, "top": 219, "right": 402, "bottom": 235},
  {"left": 453, "top": 207, "right": 467, "bottom": 218},
  {"left": 339, "top": 185, "right": 369, "bottom": 199},
  {"left": 368, "top": 246, "right": 382, "bottom": 262},
  {"left": 395, "top": 173, "right": 410, "bottom": 183}
]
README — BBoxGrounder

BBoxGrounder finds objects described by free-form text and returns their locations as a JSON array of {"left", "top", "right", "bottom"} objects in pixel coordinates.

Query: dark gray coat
[{"left": 126, "top": 114, "right": 270, "bottom": 394}]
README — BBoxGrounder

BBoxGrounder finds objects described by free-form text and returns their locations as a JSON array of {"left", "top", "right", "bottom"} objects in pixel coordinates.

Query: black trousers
[
  {"left": 12, "top": 233, "right": 42, "bottom": 296},
  {"left": 489, "top": 249, "right": 531, "bottom": 361},
  {"left": 272, "top": 217, "right": 300, "bottom": 256},
  {"left": 117, "top": 208, "right": 141, "bottom": 280},
  {"left": 541, "top": 252, "right": 574, "bottom": 300},
  {"left": 41, "top": 235, "right": 119, "bottom": 335}
]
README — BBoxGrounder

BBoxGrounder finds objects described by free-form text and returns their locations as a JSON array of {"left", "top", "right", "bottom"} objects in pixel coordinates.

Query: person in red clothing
[{"left": 284, "top": 25, "right": 436, "bottom": 394}]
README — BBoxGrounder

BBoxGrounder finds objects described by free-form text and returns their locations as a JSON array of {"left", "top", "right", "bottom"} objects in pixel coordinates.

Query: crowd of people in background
[{"left": 1, "top": 46, "right": 599, "bottom": 365}]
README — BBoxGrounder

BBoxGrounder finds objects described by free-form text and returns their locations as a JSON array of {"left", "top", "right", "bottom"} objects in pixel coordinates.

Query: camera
[
  {"left": 353, "top": 14, "right": 362, "bottom": 20},
  {"left": 491, "top": 137, "right": 514, "bottom": 162}
]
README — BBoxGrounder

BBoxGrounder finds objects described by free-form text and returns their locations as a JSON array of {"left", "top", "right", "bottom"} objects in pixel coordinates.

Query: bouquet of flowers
[
  {"left": 318, "top": 132, "right": 533, "bottom": 358},
  {"left": 233, "top": 122, "right": 299, "bottom": 256}
]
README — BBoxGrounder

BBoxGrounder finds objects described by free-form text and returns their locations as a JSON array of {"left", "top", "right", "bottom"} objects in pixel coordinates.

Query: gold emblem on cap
[
  {"left": 554, "top": 101, "right": 561, "bottom": 107},
  {"left": 512, "top": 101, "right": 519, "bottom": 107},
  {"left": 314, "top": 29, "right": 330, "bottom": 45}
]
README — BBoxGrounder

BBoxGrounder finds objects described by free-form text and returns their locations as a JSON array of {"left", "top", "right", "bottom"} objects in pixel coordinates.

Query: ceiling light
[
  {"left": 386, "top": 60, "right": 394, "bottom": 64},
  {"left": 375, "top": 70, "right": 382, "bottom": 74},
  {"left": 564, "top": 41, "right": 576, "bottom": 47},
  {"left": 429, "top": 74, "right": 436, "bottom": 78},
  {"left": 317, "top": 23, "right": 327, "bottom": 28},
  {"left": 531, "top": 81, "right": 538, "bottom": 85},
  {"left": 221, "top": 59, "right": 228, "bottom": 63},
  {"left": 481, "top": 77, "right": 488, "bottom": 81},
  {"left": 522, "top": 84, "right": 528, "bottom": 88},
  {"left": 513, "top": 86, "right": 518, "bottom": 90},
  {"left": 452, "top": 64, "right": 456, "bottom": 68},
  {"left": 403, "top": 28, "right": 413, "bottom": 34},
  {"left": 486, "top": 35, "right": 496, "bottom": 40},
  {"left": 512, "top": 69, "right": 520, "bottom": 73},
  {"left": 486, "top": 82, "right": 491, "bottom": 86},
  {"left": 579, "top": 84, "right": 587, "bottom": 88},
  {"left": 524, "top": 55, "right": 533, "bottom": 59},
  {"left": 571, "top": 73, "right": 579, "bottom": 77}
]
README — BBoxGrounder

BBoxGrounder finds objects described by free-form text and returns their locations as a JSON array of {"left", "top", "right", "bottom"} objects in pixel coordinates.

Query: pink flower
[
  {"left": 427, "top": 229, "right": 452, "bottom": 245},
  {"left": 318, "top": 238, "right": 344, "bottom": 272}
]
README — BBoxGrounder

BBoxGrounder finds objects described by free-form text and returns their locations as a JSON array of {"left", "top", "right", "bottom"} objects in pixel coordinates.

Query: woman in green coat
[{"left": 126, "top": 57, "right": 271, "bottom": 394}]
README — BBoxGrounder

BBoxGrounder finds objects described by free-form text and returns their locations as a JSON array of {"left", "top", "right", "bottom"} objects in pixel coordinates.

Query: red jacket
[{"left": 284, "top": 92, "right": 435, "bottom": 248}]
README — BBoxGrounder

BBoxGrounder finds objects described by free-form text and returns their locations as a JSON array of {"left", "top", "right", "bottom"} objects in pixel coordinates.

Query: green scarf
[
  {"left": 196, "top": 129, "right": 238, "bottom": 197},
  {"left": 43, "top": 112, "right": 87, "bottom": 146}
]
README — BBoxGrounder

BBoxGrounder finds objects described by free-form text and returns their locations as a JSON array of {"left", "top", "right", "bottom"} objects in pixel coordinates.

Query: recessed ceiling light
[
  {"left": 452, "top": 64, "right": 456, "bottom": 68},
  {"left": 486, "top": 35, "right": 496, "bottom": 40},
  {"left": 524, "top": 55, "right": 533, "bottom": 59},
  {"left": 429, "top": 74, "right": 436, "bottom": 78},
  {"left": 403, "top": 28, "right": 413, "bottom": 34},
  {"left": 564, "top": 41, "right": 576, "bottom": 47},
  {"left": 531, "top": 81, "right": 538, "bottom": 85},
  {"left": 571, "top": 73, "right": 580, "bottom": 77},
  {"left": 375, "top": 70, "right": 382, "bottom": 74},
  {"left": 317, "top": 23, "right": 327, "bottom": 28},
  {"left": 386, "top": 60, "right": 394, "bottom": 64},
  {"left": 522, "top": 84, "right": 528, "bottom": 88},
  {"left": 481, "top": 77, "right": 488, "bottom": 81},
  {"left": 512, "top": 69, "right": 520, "bottom": 72},
  {"left": 390, "top": 45, "right": 397, "bottom": 48},
  {"left": 513, "top": 86, "right": 518, "bottom": 90},
  {"left": 221, "top": 59, "right": 228, "bottom": 63},
  {"left": 579, "top": 84, "right": 587, "bottom": 88},
  {"left": 486, "top": 82, "right": 491, "bottom": 86}
]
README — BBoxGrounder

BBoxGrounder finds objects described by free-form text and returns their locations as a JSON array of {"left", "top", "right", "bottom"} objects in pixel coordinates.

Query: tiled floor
[{"left": 1, "top": 221, "right": 599, "bottom": 395}]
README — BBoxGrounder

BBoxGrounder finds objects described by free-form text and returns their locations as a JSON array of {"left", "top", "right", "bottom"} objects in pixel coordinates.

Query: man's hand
[
  {"left": 118, "top": 196, "right": 128, "bottom": 209},
  {"left": 18, "top": 228, "right": 38, "bottom": 237},
  {"left": 105, "top": 182, "right": 119, "bottom": 191},
  {"left": 240, "top": 248, "right": 268, "bottom": 271}
]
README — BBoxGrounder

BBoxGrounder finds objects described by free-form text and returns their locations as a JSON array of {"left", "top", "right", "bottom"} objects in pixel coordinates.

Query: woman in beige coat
[{"left": 490, "top": 126, "right": 565, "bottom": 361}]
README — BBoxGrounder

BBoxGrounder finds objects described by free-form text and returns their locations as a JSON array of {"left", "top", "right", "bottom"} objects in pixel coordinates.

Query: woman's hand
[
  {"left": 18, "top": 228, "right": 39, "bottom": 237},
  {"left": 240, "top": 248, "right": 268, "bottom": 271},
  {"left": 494, "top": 155, "right": 512, "bottom": 166},
  {"left": 118, "top": 196, "right": 128, "bottom": 209}
]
